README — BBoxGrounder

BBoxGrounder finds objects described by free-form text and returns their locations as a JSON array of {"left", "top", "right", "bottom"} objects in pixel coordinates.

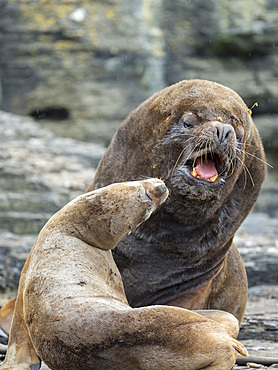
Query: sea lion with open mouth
[
  {"left": 88, "top": 79, "right": 266, "bottom": 324},
  {"left": 0, "top": 179, "right": 248, "bottom": 370}
]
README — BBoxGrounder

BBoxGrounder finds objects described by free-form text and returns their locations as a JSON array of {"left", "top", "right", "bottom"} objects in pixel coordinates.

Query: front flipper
[{"left": 194, "top": 309, "right": 240, "bottom": 339}]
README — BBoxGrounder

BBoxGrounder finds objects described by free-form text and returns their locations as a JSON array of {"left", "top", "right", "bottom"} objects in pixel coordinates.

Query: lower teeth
[{"left": 208, "top": 174, "right": 218, "bottom": 182}]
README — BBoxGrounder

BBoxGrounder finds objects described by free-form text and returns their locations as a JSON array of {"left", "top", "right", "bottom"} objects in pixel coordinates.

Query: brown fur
[
  {"left": 0, "top": 299, "right": 15, "bottom": 336},
  {"left": 88, "top": 79, "right": 266, "bottom": 324},
  {"left": 0, "top": 179, "right": 247, "bottom": 370}
]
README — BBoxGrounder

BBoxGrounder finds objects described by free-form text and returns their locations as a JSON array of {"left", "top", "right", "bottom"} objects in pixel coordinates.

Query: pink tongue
[{"left": 195, "top": 158, "right": 218, "bottom": 179}]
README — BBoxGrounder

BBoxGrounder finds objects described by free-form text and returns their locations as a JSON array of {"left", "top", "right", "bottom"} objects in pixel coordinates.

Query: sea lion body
[
  {"left": 0, "top": 179, "right": 247, "bottom": 370},
  {"left": 88, "top": 79, "right": 266, "bottom": 323}
]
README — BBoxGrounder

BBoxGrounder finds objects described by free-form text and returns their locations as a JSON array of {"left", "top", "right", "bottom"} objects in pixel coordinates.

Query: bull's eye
[
  {"left": 179, "top": 113, "right": 196, "bottom": 129},
  {"left": 182, "top": 119, "right": 194, "bottom": 129}
]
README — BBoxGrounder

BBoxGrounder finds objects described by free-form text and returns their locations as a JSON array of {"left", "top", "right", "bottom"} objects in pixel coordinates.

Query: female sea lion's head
[
  {"left": 91, "top": 79, "right": 265, "bottom": 220},
  {"left": 75, "top": 179, "right": 168, "bottom": 250}
]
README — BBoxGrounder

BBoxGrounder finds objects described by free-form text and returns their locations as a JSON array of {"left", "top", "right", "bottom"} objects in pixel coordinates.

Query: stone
[
  {"left": 236, "top": 213, "right": 278, "bottom": 286},
  {"left": 235, "top": 285, "right": 278, "bottom": 369},
  {"left": 1, "top": 0, "right": 278, "bottom": 150}
]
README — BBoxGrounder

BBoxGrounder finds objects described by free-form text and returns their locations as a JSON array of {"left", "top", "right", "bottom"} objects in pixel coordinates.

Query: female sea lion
[
  {"left": 88, "top": 79, "right": 266, "bottom": 324},
  {"left": 0, "top": 179, "right": 248, "bottom": 370}
]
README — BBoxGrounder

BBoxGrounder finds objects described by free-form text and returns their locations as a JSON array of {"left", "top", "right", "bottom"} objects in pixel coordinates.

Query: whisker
[
  {"left": 236, "top": 147, "right": 273, "bottom": 168},
  {"left": 180, "top": 143, "right": 200, "bottom": 168},
  {"left": 233, "top": 155, "right": 247, "bottom": 189},
  {"left": 225, "top": 159, "right": 236, "bottom": 180},
  {"left": 170, "top": 146, "right": 187, "bottom": 179},
  {"left": 165, "top": 132, "right": 199, "bottom": 141},
  {"left": 170, "top": 139, "right": 205, "bottom": 179},
  {"left": 237, "top": 156, "right": 255, "bottom": 187}
]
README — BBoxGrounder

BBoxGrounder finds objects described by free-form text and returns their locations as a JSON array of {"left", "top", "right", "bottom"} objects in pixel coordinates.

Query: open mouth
[{"left": 186, "top": 153, "right": 225, "bottom": 183}]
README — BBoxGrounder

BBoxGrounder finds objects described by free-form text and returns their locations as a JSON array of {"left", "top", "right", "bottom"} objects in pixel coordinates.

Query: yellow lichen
[
  {"left": 105, "top": 10, "right": 115, "bottom": 19},
  {"left": 54, "top": 40, "right": 75, "bottom": 50}
]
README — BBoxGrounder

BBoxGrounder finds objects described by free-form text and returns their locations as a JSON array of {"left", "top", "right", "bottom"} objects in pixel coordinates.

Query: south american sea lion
[
  {"left": 0, "top": 179, "right": 247, "bottom": 370},
  {"left": 88, "top": 79, "right": 266, "bottom": 324}
]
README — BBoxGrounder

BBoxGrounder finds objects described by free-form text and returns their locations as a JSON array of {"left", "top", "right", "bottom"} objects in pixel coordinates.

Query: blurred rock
[
  {"left": 0, "top": 0, "right": 150, "bottom": 144},
  {"left": 254, "top": 115, "right": 278, "bottom": 151},
  {"left": 235, "top": 214, "right": 278, "bottom": 364},
  {"left": 254, "top": 169, "right": 278, "bottom": 218},
  {"left": 1, "top": 0, "right": 278, "bottom": 148},
  {"left": 235, "top": 285, "right": 278, "bottom": 369},
  {"left": 0, "top": 110, "right": 105, "bottom": 292},
  {"left": 163, "top": 0, "right": 278, "bottom": 113},
  {"left": 236, "top": 213, "right": 278, "bottom": 287},
  {"left": 0, "top": 231, "right": 35, "bottom": 294}
]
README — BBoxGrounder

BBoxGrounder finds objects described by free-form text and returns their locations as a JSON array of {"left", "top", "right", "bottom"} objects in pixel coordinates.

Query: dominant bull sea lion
[
  {"left": 88, "top": 79, "right": 266, "bottom": 324},
  {"left": 0, "top": 179, "right": 248, "bottom": 370}
]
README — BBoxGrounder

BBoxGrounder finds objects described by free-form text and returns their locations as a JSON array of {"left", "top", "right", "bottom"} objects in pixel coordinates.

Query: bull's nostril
[
  {"left": 224, "top": 129, "right": 230, "bottom": 140},
  {"left": 223, "top": 125, "right": 232, "bottom": 141},
  {"left": 213, "top": 122, "right": 234, "bottom": 143}
]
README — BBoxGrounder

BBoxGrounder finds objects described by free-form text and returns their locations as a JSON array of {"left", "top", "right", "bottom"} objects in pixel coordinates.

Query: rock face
[
  {"left": 0, "top": 0, "right": 278, "bottom": 148},
  {"left": 0, "top": 0, "right": 152, "bottom": 143}
]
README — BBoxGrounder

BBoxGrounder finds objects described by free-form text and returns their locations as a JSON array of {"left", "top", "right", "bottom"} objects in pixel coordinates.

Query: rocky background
[
  {"left": 0, "top": 0, "right": 278, "bottom": 146},
  {"left": 0, "top": 0, "right": 277, "bottom": 367}
]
